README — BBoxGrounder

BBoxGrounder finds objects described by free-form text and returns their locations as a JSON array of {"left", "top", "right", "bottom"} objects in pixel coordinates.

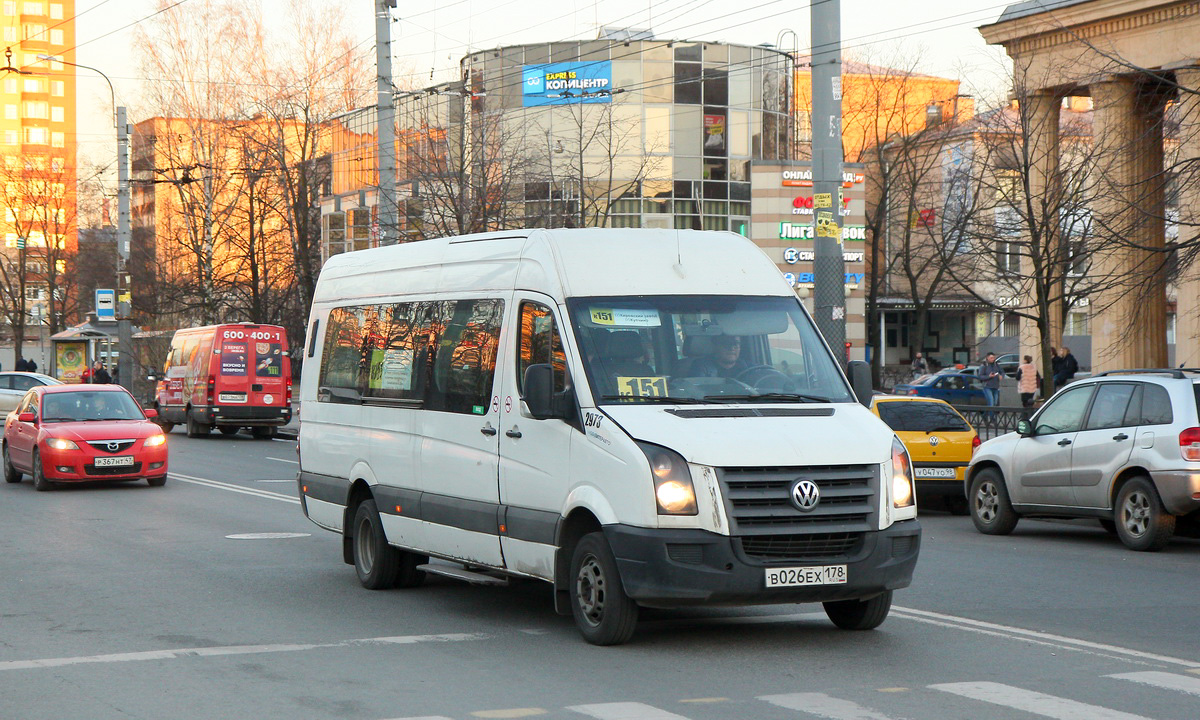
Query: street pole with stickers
[{"left": 810, "top": 0, "right": 846, "bottom": 364}]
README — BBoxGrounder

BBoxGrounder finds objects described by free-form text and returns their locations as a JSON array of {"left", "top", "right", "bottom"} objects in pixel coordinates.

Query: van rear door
[{"left": 213, "top": 326, "right": 288, "bottom": 408}]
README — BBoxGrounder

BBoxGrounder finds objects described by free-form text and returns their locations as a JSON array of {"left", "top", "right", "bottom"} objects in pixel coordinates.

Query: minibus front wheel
[{"left": 569, "top": 532, "right": 638, "bottom": 645}]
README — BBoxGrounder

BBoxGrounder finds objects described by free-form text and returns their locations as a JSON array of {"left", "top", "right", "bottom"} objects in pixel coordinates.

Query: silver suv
[{"left": 966, "top": 369, "right": 1200, "bottom": 551}]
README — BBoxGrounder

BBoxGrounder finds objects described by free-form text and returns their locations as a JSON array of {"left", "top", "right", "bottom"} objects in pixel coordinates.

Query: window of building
[
  {"left": 50, "top": 131, "right": 63, "bottom": 147},
  {"left": 3, "top": 78, "right": 15, "bottom": 94},
  {"left": 996, "top": 239, "right": 1020, "bottom": 274},
  {"left": 22, "top": 100, "right": 48, "bottom": 118},
  {"left": 50, "top": 80, "right": 62, "bottom": 96},
  {"left": 49, "top": 28, "right": 60, "bottom": 44},
  {"left": 49, "top": 2, "right": 60, "bottom": 18},
  {"left": 23, "top": 2, "right": 44, "bottom": 15},
  {"left": 2, "top": 27, "right": 15, "bottom": 42},
  {"left": 3, "top": 104, "right": 14, "bottom": 119},
  {"left": 3, "top": 130, "right": 16, "bottom": 145},
  {"left": 1066, "top": 311, "right": 1089, "bottom": 336},
  {"left": 23, "top": 78, "right": 44, "bottom": 93},
  {"left": 50, "top": 105, "right": 62, "bottom": 122},
  {"left": 2, "top": 1, "right": 15, "bottom": 15},
  {"left": 23, "top": 23, "right": 45, "bottom": 40},
  {"left": 1067, "top": 239, "right": 1086, "bottom": 276},
  {"left": 1166, "top": 312, "right": 1176, "bottom": 345},
  {"left": 23, "top": 127, "right": 47, "bottom": 144}
]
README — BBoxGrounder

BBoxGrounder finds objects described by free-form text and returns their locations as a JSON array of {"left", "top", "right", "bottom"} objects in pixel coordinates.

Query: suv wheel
[
  {"left": 1114, "top": 476, "right": 1175, "bottom": 552},
  {"left": 969, "top": 468, "right": 1019, "bottom": 535}
]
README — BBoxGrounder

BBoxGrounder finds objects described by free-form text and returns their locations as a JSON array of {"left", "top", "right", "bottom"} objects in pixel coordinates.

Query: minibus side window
[
  {"left": 319, "top": 306, "right": 368, "bottom": 402},
  {"left": 517, "top": 301, "right": 567, "bottom": 394},
  {"left": 426, "top": 299, "right": 503, "bottom": 415},
  {"left": 363, "top": 301, "right": 427, "bottom": 402}
]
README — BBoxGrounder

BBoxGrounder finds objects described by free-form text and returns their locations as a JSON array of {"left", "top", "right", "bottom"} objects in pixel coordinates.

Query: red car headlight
[
  {"left": 144, "top": 434, "right": 167, "bottom": 448},
  {"left": 46, "top": 438, "right": 79, "bottom": 451}
]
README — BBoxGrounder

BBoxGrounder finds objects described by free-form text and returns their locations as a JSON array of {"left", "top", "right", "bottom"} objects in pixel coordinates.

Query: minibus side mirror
[
  {"left": 848, "top": 360, "right": 874, "bottom": 407},
  {"left": 523, "top": 364, "right": 572, "bottom": 420}
]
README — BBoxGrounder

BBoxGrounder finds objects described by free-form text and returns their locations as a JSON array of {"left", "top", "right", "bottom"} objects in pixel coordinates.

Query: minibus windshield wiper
[
  {"left": 706, "top": 392, "right": 831, "bottom": 403},
  {"left": 599, "top": 395, "right": 708, "bottom": 404}
]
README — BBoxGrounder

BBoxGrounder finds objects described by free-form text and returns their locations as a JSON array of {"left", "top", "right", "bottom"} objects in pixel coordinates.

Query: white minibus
[{"left": 298, "top": 228, "right": 920, "bottom": 644}]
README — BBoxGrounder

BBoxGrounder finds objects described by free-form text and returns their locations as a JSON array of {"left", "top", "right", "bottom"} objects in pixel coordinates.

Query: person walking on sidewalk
[
  {"left": 979, "top": 352, "right": 1004, "bottom": 407},
  {"left": 910, "top": 352, "right": 928, "bottom": 380},
  {"left": 1016, "top": 355, "right": 1040, "bottom": 409}
]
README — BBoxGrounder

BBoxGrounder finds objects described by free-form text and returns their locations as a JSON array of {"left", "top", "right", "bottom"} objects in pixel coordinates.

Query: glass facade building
[{"left": 322, "top": 38, "right": 793, "bottom": 257}]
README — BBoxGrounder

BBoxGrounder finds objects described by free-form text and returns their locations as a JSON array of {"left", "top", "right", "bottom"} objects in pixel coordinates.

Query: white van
[{"left": 298, "top": 228, "right": 920, "bottom": 644}]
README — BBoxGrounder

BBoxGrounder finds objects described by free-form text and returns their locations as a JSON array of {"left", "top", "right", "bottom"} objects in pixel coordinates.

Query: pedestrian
[
  {"left": 1016, "top": 354, "right": 1040, "bottom": 408},
  {"left": 81, "top": 363, "right": 93, "bottom": 383},
  {"left": 27, "top": 358, "right": 36, "bottom": 373},
  {"left": 111, "top": 364, "right": 119, "bottom": 385},
  {"left": 910, "top": 352, "right": 928, "bottom": 380},
  {"left": 90, "top": 360, "right": 111, "bottom": 384},
  {"left": 14, "top": 357, "right": 28, "bottom": 371},
  {"left": 979, "top": 352, "right": 1003, "bottom": 406},
  {"left": 1053, "top": 346, "right": 1078, "bottom": 389}
]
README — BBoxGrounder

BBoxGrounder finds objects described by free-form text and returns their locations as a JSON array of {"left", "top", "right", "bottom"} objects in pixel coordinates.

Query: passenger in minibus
[{"left": 691, "top": 335, "right": 748, "bottom": 379}]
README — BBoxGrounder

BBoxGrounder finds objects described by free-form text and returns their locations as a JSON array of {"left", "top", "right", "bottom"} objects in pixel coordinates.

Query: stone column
[
  {"left": 1018, "top": 91, "right": 1063, "bottom": 372},
  {"left": 1174, "top": 68, "right": 1200, "bottom": 368},
  {"left": 1089, "top": 76, "right": 1169, "bottom": 372}
]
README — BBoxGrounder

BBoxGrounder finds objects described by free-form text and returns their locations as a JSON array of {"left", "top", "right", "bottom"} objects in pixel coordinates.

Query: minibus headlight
[
  {"left": 636, "top": 442, "right": 697, "bottom": 516},
  {"left": 890, "top": 437, "right": 915, "bottom": 508}
]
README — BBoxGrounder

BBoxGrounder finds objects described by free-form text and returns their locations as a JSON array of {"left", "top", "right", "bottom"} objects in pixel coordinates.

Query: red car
[{"left": 3, "top": 384, "right": 168, "bottom": 491}]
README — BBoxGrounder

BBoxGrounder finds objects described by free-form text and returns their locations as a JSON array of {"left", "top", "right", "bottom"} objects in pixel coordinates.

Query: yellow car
[{"left": 870, "top": 395, "right": 979, "bottom": 514}]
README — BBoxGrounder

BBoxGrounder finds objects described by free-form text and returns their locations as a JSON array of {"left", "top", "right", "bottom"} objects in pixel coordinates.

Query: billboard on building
[{"left": 522, "top": 62, "right": 613, "bottom": 106}]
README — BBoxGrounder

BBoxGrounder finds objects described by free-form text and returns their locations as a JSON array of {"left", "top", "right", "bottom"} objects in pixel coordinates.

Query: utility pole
[
  {"left": 375, "top": 0, "right": 398, "bottom": 245},
  {"left": 116, "top": 106, "right": 132, "bottom": 390},
  {"left": 810, "top": 0, "right": 846, "bottom": 364}
]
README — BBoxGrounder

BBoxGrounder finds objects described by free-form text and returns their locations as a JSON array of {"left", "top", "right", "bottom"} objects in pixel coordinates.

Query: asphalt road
[{"left": 2, "top": 430, "right": 1198, "bottom": 720}]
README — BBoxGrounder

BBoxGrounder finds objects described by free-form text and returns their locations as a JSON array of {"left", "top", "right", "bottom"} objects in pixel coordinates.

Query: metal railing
[{"left": 951, "top": 405, "right": 1033, "bottom": 440}]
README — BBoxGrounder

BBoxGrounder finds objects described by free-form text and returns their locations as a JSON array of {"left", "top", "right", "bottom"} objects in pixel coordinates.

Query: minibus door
[
  {"left": 414, "top": 299, "right": 505, "bottom": 567},
  {"left": 497, "top": 297, "right": 574, "bottom": 580}
]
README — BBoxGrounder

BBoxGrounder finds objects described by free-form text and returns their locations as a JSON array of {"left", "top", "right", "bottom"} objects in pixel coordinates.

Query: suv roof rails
[{"left": 1094, "top": 368, "right": 1200, "bottom": 379}]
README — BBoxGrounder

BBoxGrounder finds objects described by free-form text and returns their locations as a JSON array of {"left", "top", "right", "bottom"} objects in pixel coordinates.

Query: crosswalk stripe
[
  {"left": 1108, "top": 671, "right": 1200, "bottom": 696},
  {"left": 567, "top": 702, "right": 692, "bottom": 720},
  {"left": 759, "top": 692, "right": 894, "bottom": 719},
  {"left": 930, "top": 681, "right": 1152, "bottom": 720}
]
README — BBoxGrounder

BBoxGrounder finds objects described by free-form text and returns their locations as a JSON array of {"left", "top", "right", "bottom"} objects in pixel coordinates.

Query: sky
[{"left": 70, "top": 0, "right": 1018, "bottom": 183}]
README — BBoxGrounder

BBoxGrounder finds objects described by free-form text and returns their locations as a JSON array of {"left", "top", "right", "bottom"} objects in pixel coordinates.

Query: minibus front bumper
[{"left": 603, "top": 520, "right": 920, "bottom": 607}]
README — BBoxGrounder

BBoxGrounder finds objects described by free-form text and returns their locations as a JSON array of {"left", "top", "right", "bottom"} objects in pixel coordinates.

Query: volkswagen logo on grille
[
  {"left": 106, "top": 441, "right": 122, "bottom": 452},
  {"left": 790, "top": 479, "right": 821, "bottom": 512},
  {"left": 928, "top": 436, "right": 941, "bottom": 447}
]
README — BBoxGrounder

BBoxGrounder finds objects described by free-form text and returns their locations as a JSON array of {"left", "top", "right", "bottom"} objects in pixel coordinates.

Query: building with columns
[{"left": 980, "top": 0, "right": 1200, "bottom": 372}]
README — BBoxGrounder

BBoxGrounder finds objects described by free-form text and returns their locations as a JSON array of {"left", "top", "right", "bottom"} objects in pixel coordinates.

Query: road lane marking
[
  {"left": 225, "top": 532, "right": 310, "bottom": 539},
  {"left": 929, "top": 681, "right": 1151, "bottom": 720},
  {"left": 470, "top": 710, "right": 547, "bottom": 718},
  {"left": 678, "top": 698, "right": 727, "bottom": 704},
  {"left": 568, "top": 702, "right": 692, "bottom": 719},
  {"left": 0, "top": 633, "right": 489, "bottom": 671},
  {"left": 381, "top": 717, "right": 452, "bottom": 720},
  {"left": 760, "top": 692, "right": 894, "bottom": 719},
  {"left": 894, "top": 607, "right": 1200, "bottom": 669},
  {"left": 267, "top": 457, "right": 299, "bottom": 464},
  {"left": 1108, "top": 671, "right": 1200, "bottom": 695},
  {"left": 171, "top": 472, "right": 300, "bottom": 505}
]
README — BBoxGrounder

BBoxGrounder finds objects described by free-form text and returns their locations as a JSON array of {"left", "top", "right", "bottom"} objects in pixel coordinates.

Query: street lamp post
[{"left": 37, "top": 56, "right": 132, "bottom": 389}]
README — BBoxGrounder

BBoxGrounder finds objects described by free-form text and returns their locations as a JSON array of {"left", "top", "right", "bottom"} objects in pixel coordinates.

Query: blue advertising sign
[
  {"left": 522, "top": 62, "right": 613, "bottom": 106},
  {"left": 95, "top": 289, "right": 116, "bottom": 320}
]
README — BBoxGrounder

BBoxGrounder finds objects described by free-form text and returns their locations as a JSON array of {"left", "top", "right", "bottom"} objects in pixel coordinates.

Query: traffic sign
[{"left": 96, "top": 289, "right": 116, "bottom": 320}]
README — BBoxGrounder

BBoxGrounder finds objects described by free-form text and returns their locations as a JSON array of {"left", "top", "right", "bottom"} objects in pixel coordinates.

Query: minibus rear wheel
[
  {"left": 569, "top": 532, "right": 638, "bottom": 645},
  {"left": 351, "top": 499, "right": 426, "bottom": 589}
]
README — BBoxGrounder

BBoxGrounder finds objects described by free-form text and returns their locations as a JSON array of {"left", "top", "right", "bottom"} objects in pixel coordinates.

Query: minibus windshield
[{"left": 567, "top": 295, "right": 855, "bottom": 405}]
